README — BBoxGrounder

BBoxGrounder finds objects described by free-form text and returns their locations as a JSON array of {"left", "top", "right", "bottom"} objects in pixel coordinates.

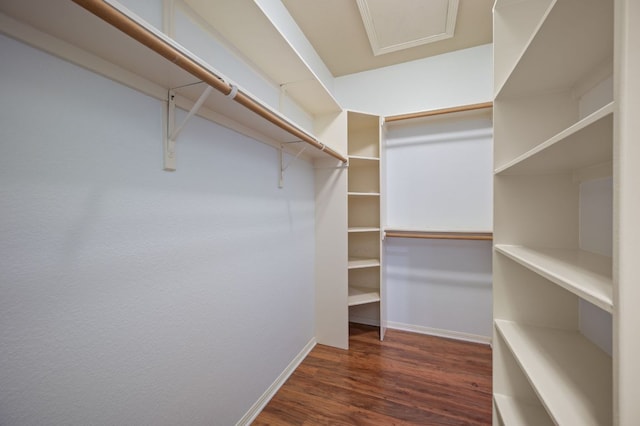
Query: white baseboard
[
  {"left": 349, "top": 318, "right": 491, "bottom": 345},
  {"left": 387, "top": 321, "right": 492, "bottom": 345},
  {"left": 236, "top": 337, "right": 316, "bottom": 426}
]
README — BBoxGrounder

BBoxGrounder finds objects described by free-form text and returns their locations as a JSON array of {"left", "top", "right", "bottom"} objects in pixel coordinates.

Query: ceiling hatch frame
[{"left": 356, "top": 0, "right": 459, "bottom": 56}]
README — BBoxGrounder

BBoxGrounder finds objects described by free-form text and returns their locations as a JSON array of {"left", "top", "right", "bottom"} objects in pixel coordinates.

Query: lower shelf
[
  {"left": 494, "top": 394, "right": 553, "bottom": 426},
  {"left": 495, "top": 320, "right": 612, "bottom": 425},
  {"left": 348, "top": 286, "right": 380, "bottom": 306},
  {"left": 348, "top": 257, "right": 381, "bottom": 269}
]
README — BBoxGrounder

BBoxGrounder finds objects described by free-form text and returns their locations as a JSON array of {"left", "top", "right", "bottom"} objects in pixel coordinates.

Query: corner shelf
[
  {"left": 494, "top": 394, "right": 553, "bottom": 426},
  {"left": 348, "top": 155, "right": 379, "bottom": 164},
  {"left": 495, "top": 102, "right": 614, "bottom": 175},
  {"left": 348, "top": 192, "right": 380, "bottom": 197},
  {"left": 495, "top": 245, "right": 613, "bottom": 313},
  {"left": 347, "top": 258, "right": 380, "bottom": 270},
  {"left": 495, "top": 320, "right": 612, "bottom": 425},
  {"left": 348, "top": 286, "right": 380, "bottom": 307},
  {"left": 348, "top": 227, "right": 380, "bottom": 233},
  {"left": 346, "top": 111, "right": 385, "bottom": 338}
]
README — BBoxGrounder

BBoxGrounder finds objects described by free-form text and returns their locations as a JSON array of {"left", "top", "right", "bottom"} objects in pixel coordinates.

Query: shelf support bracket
[
  {"left": 164, "top": 85, "right": 213, "bottom": 171},
  {"left": 279, "top": 142, "right": 307, "bottom": 188}
]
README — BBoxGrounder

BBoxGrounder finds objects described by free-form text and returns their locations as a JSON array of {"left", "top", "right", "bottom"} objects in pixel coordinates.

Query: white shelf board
[
  {"left": 495, "top": 103, "right": 614, "bottom": 175},
  {"left": 348, "top": 258, "right": 381, "bottom": 269},
  {"left": 348, "top": 192, "right": 380, "bottom": 197},
  {"left": 495, "top": 320, "right": 612, "bottom": 426},
  {"left": 494, "top": 394, "right": 553, "bottom": 426},
  {"left": 384, "top": 227, "right": 493, "bottom": 234},
  {"left": 348, "top": 156, "right": 380, "bottom": 168},
  {"left": 348, "top": 227, "right": 380, "bottom": 233},
  {"left": 348, "top": 286, "right": 380, "bottom": 306},
  {"left": 0, "top": 0, "right": 341, "bottom": 161},
  {"left": 497, "top": 0, "right": 613, "bottom": 99},
  {"left": 495, "top": 245, "right": 613, "bottom": 313},
  {"left": 182, "top": 0, "right": 341, "bottom": 116}
]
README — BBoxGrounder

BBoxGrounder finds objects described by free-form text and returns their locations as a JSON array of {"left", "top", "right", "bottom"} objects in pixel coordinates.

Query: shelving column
[
  {"left": 493, "top": 0, "right": 618, "bottom": 424},
  {"left": 346, "top": 111, "right": 386, "bottom": 340}
]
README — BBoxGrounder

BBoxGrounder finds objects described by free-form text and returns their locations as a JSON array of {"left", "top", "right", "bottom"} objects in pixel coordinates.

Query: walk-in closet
[{"left": 1, "top": 0, "right": 637, "bottom": 424}]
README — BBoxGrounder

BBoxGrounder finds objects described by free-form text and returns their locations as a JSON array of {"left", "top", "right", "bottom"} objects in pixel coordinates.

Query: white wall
[
  {"left": 0, "top": 35, "right": 315, "bottom": 425},
  {"left": 334, "top": 44, "right": 493, "bottom": 117},
  {"left": 385, "top": 111, "right": 493, "bottom": 231},
  {"left": 385, "top": 239, "right": 493, "bottom": 340}
]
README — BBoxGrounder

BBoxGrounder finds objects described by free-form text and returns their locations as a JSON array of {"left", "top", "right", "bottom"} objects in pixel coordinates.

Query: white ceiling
[{"left": 282, "top": 0, "right": 493, "bottom": 76}]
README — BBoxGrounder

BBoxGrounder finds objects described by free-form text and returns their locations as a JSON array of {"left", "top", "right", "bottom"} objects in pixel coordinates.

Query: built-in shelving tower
[
  {"left": 493, "top": 0, "right": 640, "bottom": 424},
  {"left": 346, "top": 111, "right": 386, "bottom": 339}
]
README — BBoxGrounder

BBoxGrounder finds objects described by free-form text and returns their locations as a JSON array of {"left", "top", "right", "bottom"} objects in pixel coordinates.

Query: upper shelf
[
  {"left": 495, "top": 102, "right": 614, "bottom": 175},
  {"left": 495, "top": 245, "right": 613, "bottom": 313},
  {"left": 495, "top": 0, "right": 613, "bottom": 99},
  {"left": 0, "top": 0, "right": 346, "bottom": 163},
  {"left": 181, "top": 0, "right": 341, "bottom": 116}
]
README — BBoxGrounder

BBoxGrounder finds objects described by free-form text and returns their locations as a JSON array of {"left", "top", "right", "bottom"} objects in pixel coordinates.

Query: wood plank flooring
[{"left": 254, "top": 323, "right": 492, "bottom": 425}]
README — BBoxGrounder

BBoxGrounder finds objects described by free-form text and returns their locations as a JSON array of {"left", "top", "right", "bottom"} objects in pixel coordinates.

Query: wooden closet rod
[
  {"left": 72, "top": 0, "right": 348, "bottom": 164},
  {"left": 385, "top": 102, "right": 493, "bottom": 123},
  {"left": 385, "top": 230, "right": 493, "bottom": 241}
]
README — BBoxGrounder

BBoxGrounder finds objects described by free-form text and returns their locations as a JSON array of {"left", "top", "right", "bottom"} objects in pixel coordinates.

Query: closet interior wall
[
  {"left": 0, "top": 33, "right": 317, "bottom": 426},
  {"left": 0, "top": 0, "right": 350, "bottom": 424},
  {"left": 381, "top": 107, "right": 494, "bottom": 342}
]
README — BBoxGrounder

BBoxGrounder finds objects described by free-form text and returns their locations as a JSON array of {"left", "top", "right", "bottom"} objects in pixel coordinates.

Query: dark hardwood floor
[{"left": 254, "top": 323, "right": 492, "bottom": 425}]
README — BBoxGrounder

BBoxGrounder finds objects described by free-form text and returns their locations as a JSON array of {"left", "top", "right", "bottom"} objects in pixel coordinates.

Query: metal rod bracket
[
  {"left": 279, "top": 142, "right": 308, "bottom": 188},
  {"left": 164, "top": 85, "right": 213, "bottom": 171}
]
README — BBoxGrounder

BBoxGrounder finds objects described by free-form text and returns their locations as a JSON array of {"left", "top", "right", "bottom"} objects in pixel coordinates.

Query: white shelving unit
[
  {"left": 493, "top": 0, "right": 640, "bottom": 424},
  {"left": 347, "top": 111, "right": 386, "bottom": 340}
]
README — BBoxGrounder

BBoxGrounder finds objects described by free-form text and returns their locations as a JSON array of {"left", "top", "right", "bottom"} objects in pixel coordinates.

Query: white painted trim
[
  {"left": 235, "top": 337, "right": 316, "bottom": 426},
  {"left": 387, "top": 321, "right": 492, "bottom": 345},
  {"left": 350, "top": 317, "right": 492, "bottom": 345}
]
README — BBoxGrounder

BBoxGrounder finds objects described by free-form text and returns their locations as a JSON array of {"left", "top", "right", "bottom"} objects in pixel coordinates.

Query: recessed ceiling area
[
  {"left": 356, "top": 0, "right": 458, "bottom": 56},
  {"left": 281, "top": 0, "right": 493, "bottom": 76}
]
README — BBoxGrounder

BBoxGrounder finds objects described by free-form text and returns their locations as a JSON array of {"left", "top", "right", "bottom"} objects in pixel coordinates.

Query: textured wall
[{"left": 0, "top": 35, "right": 315, "bottom": 425}]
